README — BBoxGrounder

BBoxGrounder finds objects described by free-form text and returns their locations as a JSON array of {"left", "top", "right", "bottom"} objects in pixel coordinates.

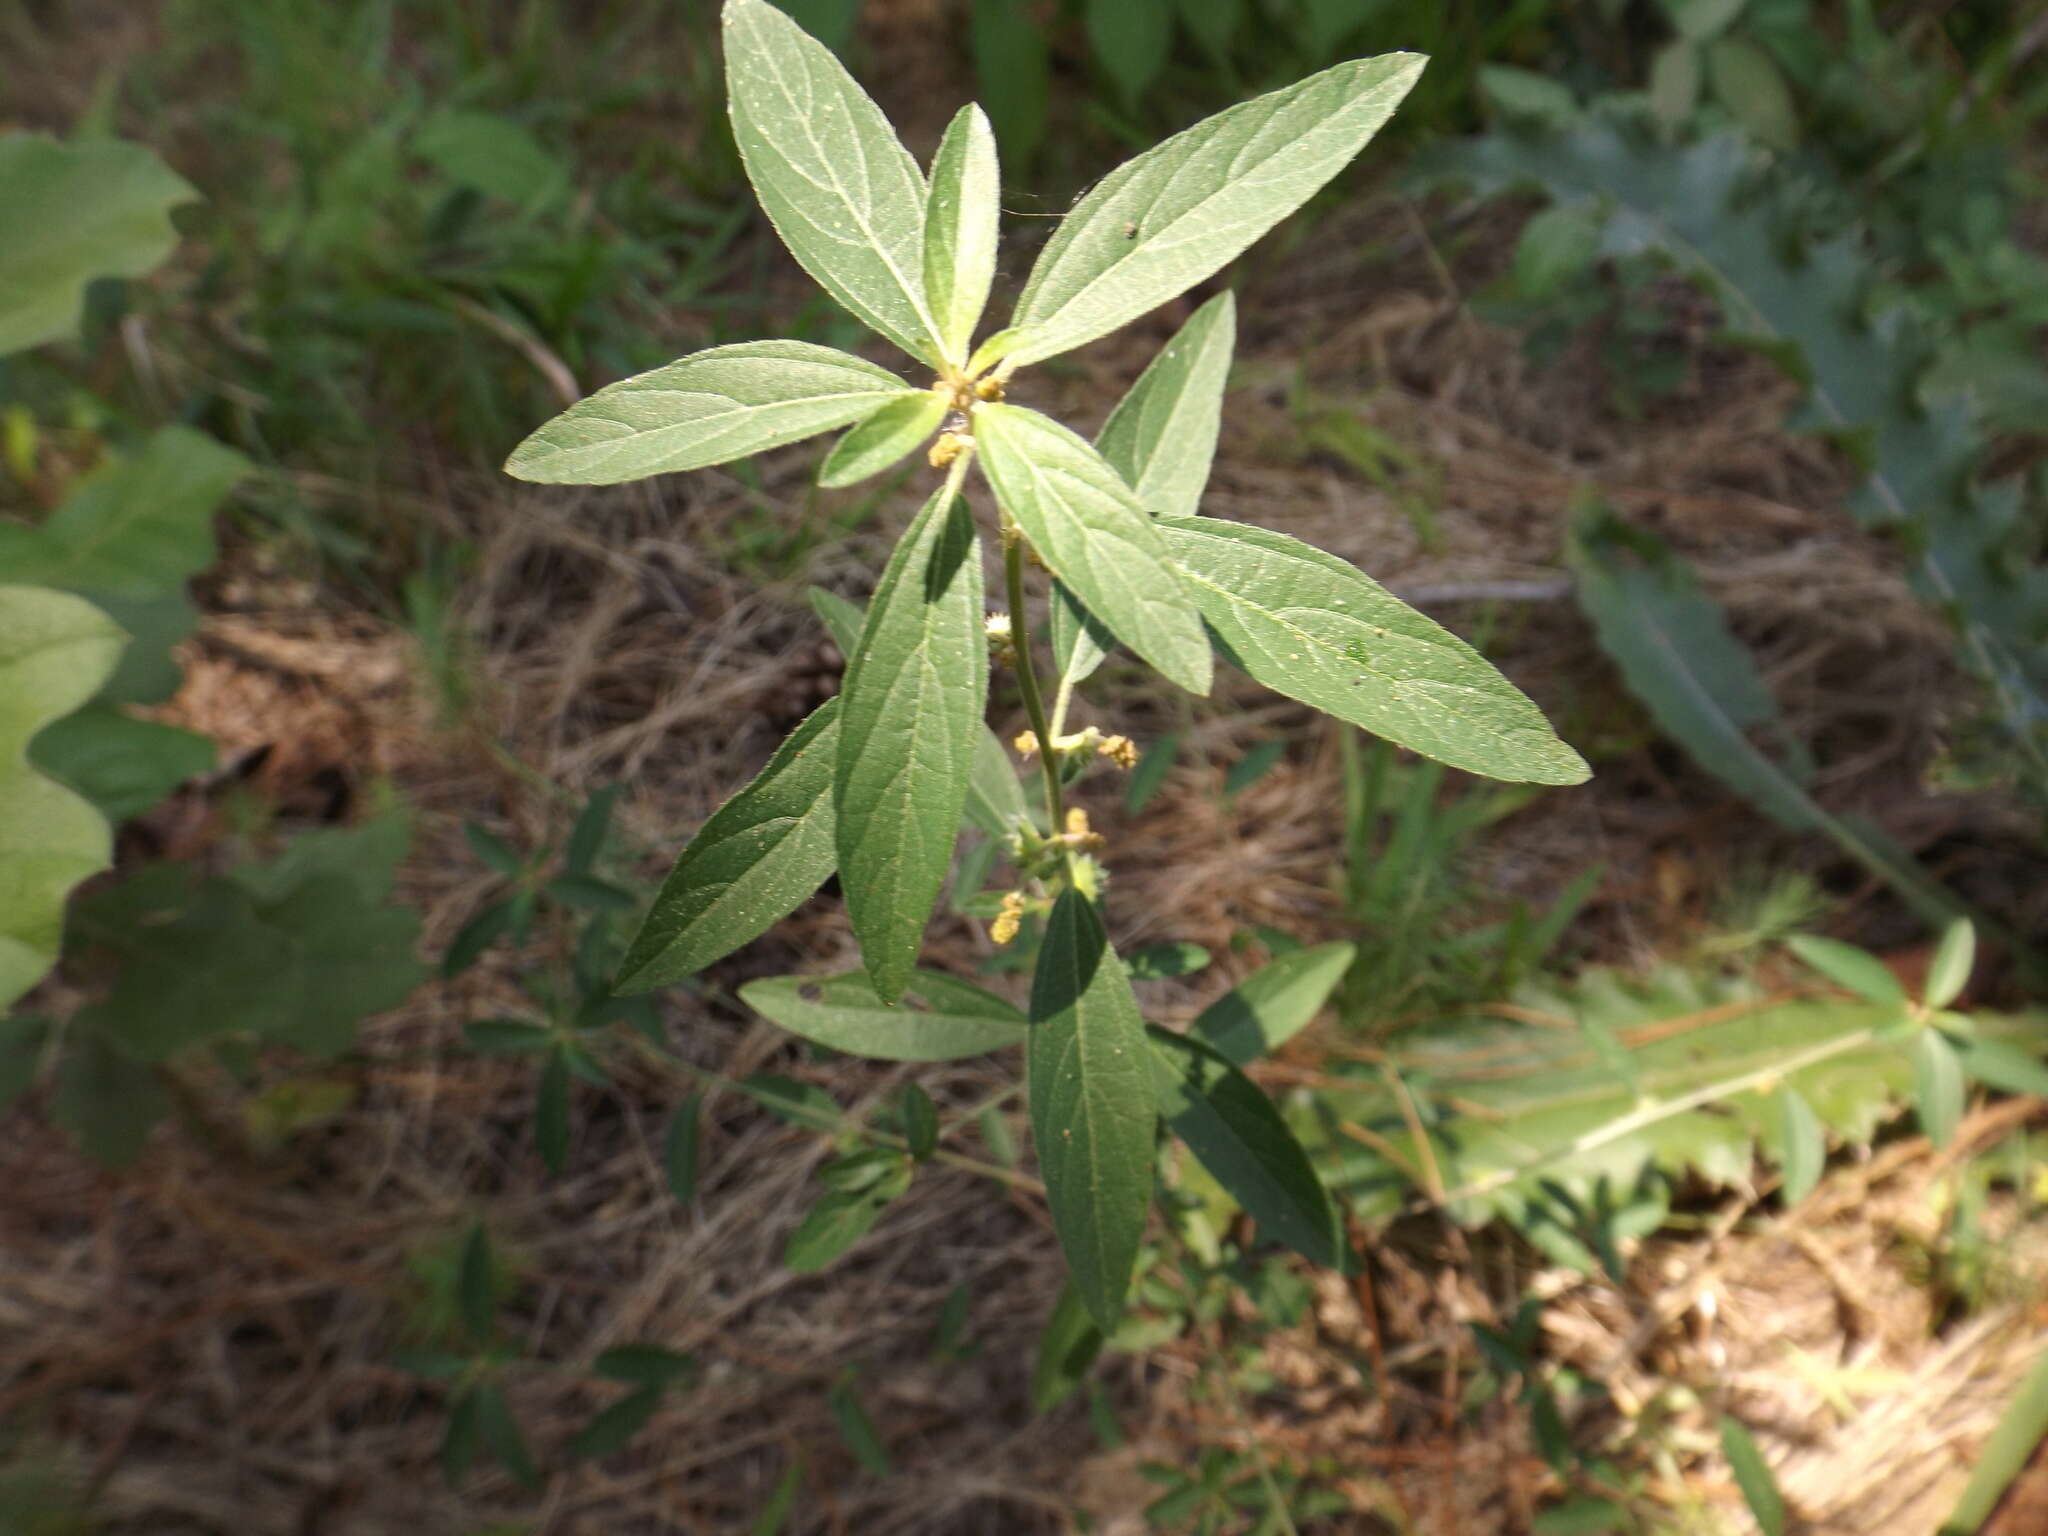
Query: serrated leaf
[
  {"left": 505, "top": 341, "right": 914, "bottom": 485},
  {"left": 1189, "top": 941, "right": 1354, "bottom": 1066},
  {"left": 1148, "top": 1026, "right": 1343, "bottom": 1267},
  {"left": 975, "top": 403, "right": 1210, "bottom": 694},
  {"left": 1087, "top": 0, "right": 1171, "bottom": 110},
  {"left": 1097, "top": 290, "right": 1236, "bottom": 520},
  {"left": 616, "top": 700, "right": 840, "bottom": 993},
  {"left": 0, "top": 586, "right": 124, "bottom": 1012},
  {"left": 740, "top": 969, "right": 1025, "bottom": 1060},
  {"left": 568, "top": 1384, "right": 663, "bottom": 1461},
  {"left": 1003, "top": 53, "right": 1425, "bottom": 366},
  {"left": 0, "top": 133, "right": 198, "bottom": 354},
  {"left": 1569, "top": 511, "right": 1963, "bottom": 924},
  {"left": 665, "top": 1094, "right": 702, "bottom": 1203},
  {"left": 1029, "top": 890, "right": 1155, "bottom": 1330},
  {"left": 1914, "top": 1029, "right": 1965, "bottom": 1148},
  {"left": 1774, "top": 1086, "right": 1824, "bottom": 1205},
  {"left": 1030, "top": 1281, "right": 1105, "bottom": 1413},
  {"left": 1158, "top": 516, "right": 1586, "bottom": 784},
  {"left": 834, "top": 486, "right": 987, "bottom": 1001},
  {"left": 724, "top": 0, "right": 942, "bottom": 363},
  {"left": 1924, "top": 919, "right": 1975, "bottom": 1011},
  {"left": 1719, "top": 1416, "right": 1787, "bottom": 1536},
  {"left": 819, "top": 392, "right": 946, "bottom": 487},
  {"left": 923, "top": 104, "right": 1000, "bottom": 365},
  {"left": 1786, "top": 935, "right": 1906, "bottom": 1008}
]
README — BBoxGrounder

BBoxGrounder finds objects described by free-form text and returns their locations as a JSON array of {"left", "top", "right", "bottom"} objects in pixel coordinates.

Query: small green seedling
[{"left": 507, "top": 0, "right": 1586, "bottom": 1327}]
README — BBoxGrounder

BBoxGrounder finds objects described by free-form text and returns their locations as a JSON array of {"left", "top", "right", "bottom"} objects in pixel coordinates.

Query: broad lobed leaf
[
  {"left": 1001, "top": 52, "right": 1425, "bottom": 367},
  {"left": 615, "top": 700, "right": 842, "bottom": 993},
  {"left": 506, "top": 340, "right": 915, "bottom": 485},
  {"left": 975, "top": 403, "right": 1211, "bottom": 695},
  {"left": 724, "top": 0, "right": 944, "bottom": 363},
  {"left": 1029, "top": 890, "right": 1156, "bottom": 1330},
  {"left": 835, "top": 484, "right": 988, "bottom": 1001},
  {"left": 1159, "top": 516, "right": 1588, "bottom": 784}
]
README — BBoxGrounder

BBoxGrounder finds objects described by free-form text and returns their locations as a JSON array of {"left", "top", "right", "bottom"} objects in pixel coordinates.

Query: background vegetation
[{"left": 2, "top": 0, "right": 2045, "bottom": 1531}]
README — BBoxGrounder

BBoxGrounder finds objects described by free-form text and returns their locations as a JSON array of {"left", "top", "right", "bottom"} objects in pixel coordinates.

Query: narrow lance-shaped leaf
[
  {"left": 614, "top": 700, "right": 841, "bottom": 993},
  {"left": 1773, "top": 1086, "right": 1824, "bottom": 1206},
  {"left": 1049, "top": 579, "right": 1115, "bottom": 687},
  {"left": 724, "top": 0, "right": 944, "bottom": 364},
  {"left": 1189, "top": 941, "right": 1356, "bottom": 1067},
  {"left": 506, "top": 341, "right": 915, "bottom": 485},
  {"left": 0, "top": 586, "right": 124, "bottom": 1012},
  {"left": 1097, "top": 290, "right": 1236, "bottom": 520},
  {"left": 922, "top": 104, "right": 1000, "bottom": 366},
  {"left": 819, "top": 392, "right": 946, "bottom": 487},
  {"left": 999, "top": 53, "right": 1425, "bottom": 368},
  {"left": 835, "top": 484, "right": 987, "bottom": 1001},
  {"left": 1914, "top": 1029, "right": 1965, "bottom": 1149},
  {"left": 741, "top": 969, "right": 1026, "bottom": 1061},
  {"left": 1029, "top": 890, "right": 1155, "bottom": 1329},
  {"left": 1159, "top": 516, "right": 1588, "bottom": 784},
  {"left": 1148, "top": 1026, "right": 1343, "bottom": 1268},
  {"left": 975, "top": 403, "right": 1211, "bottom": 695}
]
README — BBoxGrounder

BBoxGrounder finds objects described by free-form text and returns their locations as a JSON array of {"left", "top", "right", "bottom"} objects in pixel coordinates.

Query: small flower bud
[
  {"left": 974, "top": 376, "right": 1006, "bottom": 402},
  {"left": 990, "top": 891, "right": 1026, "bottom": 945},
  {"left": 928, "top": 430, "right": 968, "bottom": 468},
  {"left": 1098, "top": 734, "right": 1138, "bottom": 769},
  {"left": 1013, "top": 730, "right": 1039, "bottom": 757}
]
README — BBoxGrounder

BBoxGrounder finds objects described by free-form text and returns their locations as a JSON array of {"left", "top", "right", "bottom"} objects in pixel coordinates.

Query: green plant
[{"left": 508, "top": 0, "right": 1584, "bottom": 1329}]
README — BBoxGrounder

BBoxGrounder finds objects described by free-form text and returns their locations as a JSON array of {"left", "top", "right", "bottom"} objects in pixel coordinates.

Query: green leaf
[
  {"left": 458, "top": 1224, "right": 497, "bottom": 1344},
  {"left": 0, "top": 586, "right": 123, "bottom": 1012},
  {"left": 1924, "top": 920, "right": 1975, "bottom": 1012},
  {"left": 546, "top": 872, "right": 636, "bottom": 911},
  {"left": 1478, "top": 65, "right": 1579, "bottom": 129},
  {"left": 1664, "top": 0, "right": 1747, "bottom": 42},
  {"left": 1049, "top": 580, "right": 1115, "bottom": 687},
  {"left": 0, "top": 1014, "right": 47, "bottom": 1108},
  {"left": 616, "top": 700, "right": 840, "bottom": 993},
  {"left": 967, "top": 721, "right": 1033, "bottom": 837},
  {"left": 1159, "top": 516, "right": 1586, "bottom": 784},
  {"left": 440, "top": 1388, "right": 482, "bottom": 1487},
  {"left": 1224, "top": 740, "right": 1284, "bottom": 796},
  {"left": 1127, "top": 942, "right": 1211, "bottom": 981},
  {"left": 1914, "top": 1029, "right": 1965, "bottom": 1149},
  {"left": 818, "top": 392, "right": 946, "bottom": 487},
  {"left": 1705, "top": 35, "right": 1797, "bottom": 151},
  {"left": 568, "top": 1385, "right": 663, "bottom": 1461},
  {"left": 505, "top": 341, "right": 915, "bottom": 485},
  {"left": 1148, "top": 1026, "right": 1343, "bottom": 1268},
  {"left": 1512, "top": 204, "right": 1601, "bottom": 299},
  {"left": 1087, "top": 0, "right": 1172, "bottom": 110},
  {"left": 536, "top": 1046, "right": 571, "bottom": 1173},
  {"left": 748, "top": 1454, "right": 804, "bottom": 1536},
  {"left": 922, "top": 104, "right": 1000, "bottom": 365},
  {"left": 665, "top": 1095, "right": 702, "bottom": 1203},
  {"left": 1774, "top": 1086, "right": 1824, "bottom": 1205},
  {"left": 1003, "top": 52, "right": 1425, "bottom": 367},
  {"left": 724, "top": 0, "right": 942, "bottom": 363},
  {"left": 0, "top": 133, "right": 197, "bottom": 354},
  {"left": 1648, "top": 40, "right": 1701, "bottom": 131},
  {"left": 975, "top": 403, "right": 1211, "bottom": 695},
  {"left": 1942, "top": 1347, "right": 2048, "bottom": 1535},
  {"left": 0, "top": 427, "right": 250, "bottom": 606},
  {"left": 1125, "top": 731, "right": 1180, "bottom": 814},
  {"left": 737, "top": 1072, "right": 843, "bottom": 1130},
  {"left": 834, "top": 485, "right": 987, "bottom": 1001},
  {"left": 1029, "top": 890, "right": 1156, "bottom": 1329},
  {"left": 1952, "top": 1037, "right": 2048, "bottom": 1099},
  {"left": 1029, "top": 1281, "right": 1105, "bottom": 1413},
  {"left": 443, "top": 899, "right": 516, "bottom": 977},
  {"left": 1173, "top": 0, "right": 1243, "bottom": 59},
  {"left": 595, "top": 1344, "right": 699, "bottom": 1390},
  {"left": 1568, "top": 511, "right": 1964, "bottom": 925},
  {"left": 969, "top": 0, "right": 1050, "bottom": 175},
  {"left": 473, "top": 1383, "right": 540, "bottom": 1489},
  {"left": 413, "top": 108, "right": 567, "bottom": 209},
  {"left": 740, "top": 969, "right": 1026, "bottom": 1060},
  {"left": 464, "top": 1018, "right": 554, "bottom": 1054},
  {"left": 777, "top": 0, "right": 864, "bottom": 52},
  {"left": 785, "top": 1186, "right": 893, "bottom": 1272},
  {"left": 808, "top": 585, "right": 865, "bottom": 654},
  {"left": 900, "top": 1082, "right": 939, "bottom": 1160},
  {"left": 564, "top": 787, "right": 617, "bottom": 877},
  {"left": 464, "top": 821, "right": 524, "bottom": 877},
  {"left": 1786, "top": 935, "right": 1906, "bottom": 1008},
  {"left": 827, "top": 1377, "right": 893, "bottom": 1475},
  {"left": 51, "top": 1031, "right": 167, "bottom": 1167},
  {"left": 1097, "top": 290, "right": 1236, "bottom": 520},
  {"left": 1718, "top": 1416, "right": 1786, "bottom": 1536},
  {"left": 1189, "top": 942, "right": 1355, "bottom": 1066}
]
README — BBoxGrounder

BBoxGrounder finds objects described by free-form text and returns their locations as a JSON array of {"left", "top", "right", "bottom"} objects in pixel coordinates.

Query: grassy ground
[{"left": 3, "top": 2, "right": 2046, "bottom": 1532}]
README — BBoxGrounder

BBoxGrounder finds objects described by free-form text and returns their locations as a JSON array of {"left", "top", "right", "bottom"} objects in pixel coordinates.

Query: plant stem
[{"left": 1003, "top": 520, "right": 1066, "bottom": 845}]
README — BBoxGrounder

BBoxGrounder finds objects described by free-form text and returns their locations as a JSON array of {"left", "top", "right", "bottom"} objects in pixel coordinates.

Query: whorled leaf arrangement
[{"left": 509, "top": 0, "right": 1587, "bottom": 1327}]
